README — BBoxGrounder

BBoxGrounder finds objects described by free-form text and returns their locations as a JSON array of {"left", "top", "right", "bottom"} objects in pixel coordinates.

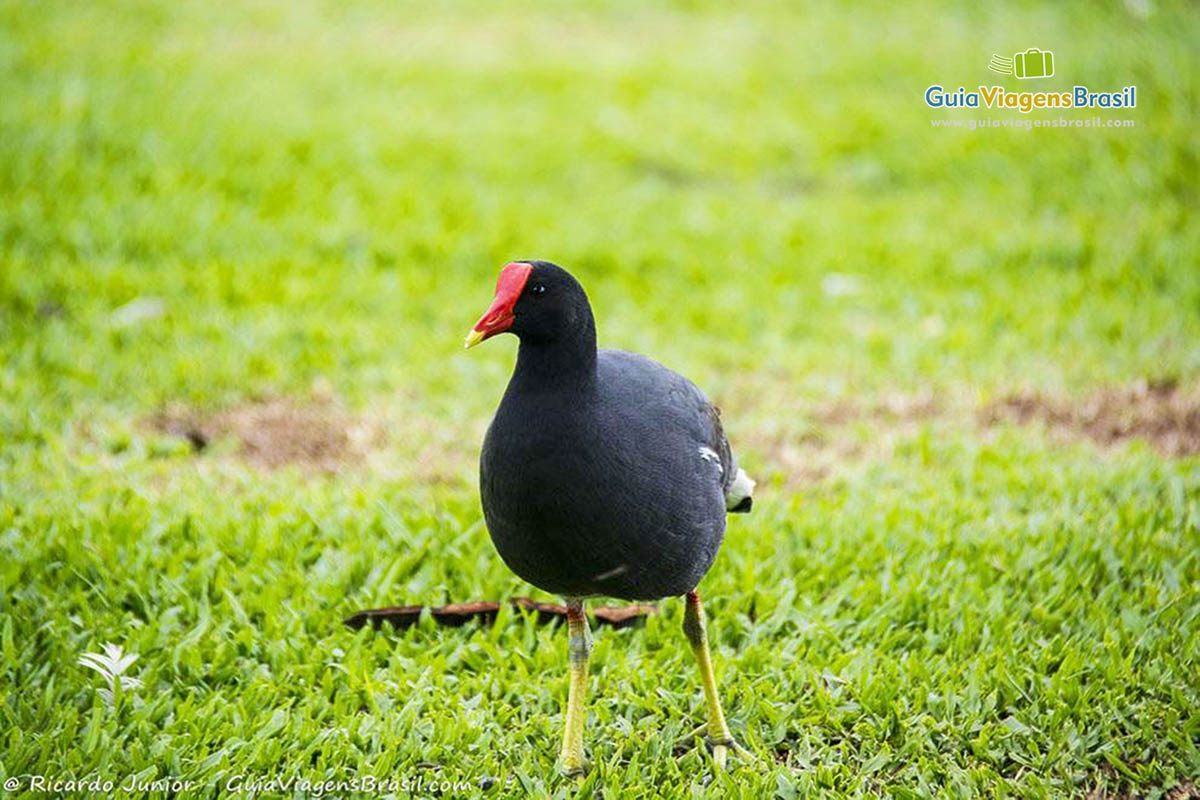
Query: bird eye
[{"left": 530, "top": 284, "right": 547, "bottom": 295}]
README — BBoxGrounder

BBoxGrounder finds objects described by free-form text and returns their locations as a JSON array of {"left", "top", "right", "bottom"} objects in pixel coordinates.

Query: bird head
[{"left": 465, "top": 261, "right": 591, "bottom": 348}]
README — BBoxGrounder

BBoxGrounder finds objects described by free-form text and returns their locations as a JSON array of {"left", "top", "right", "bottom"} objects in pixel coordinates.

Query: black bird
[{"left": 465, "top": 261, "right": 755, "bottom": 776}]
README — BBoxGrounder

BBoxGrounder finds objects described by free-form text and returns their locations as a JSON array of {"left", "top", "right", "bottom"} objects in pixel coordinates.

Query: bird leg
[
  {"left": 682, "top": 590, "right": 753, "bottom": 768},
  {"left": 559, "top": 598, "right": 592, "bottom": 778}
]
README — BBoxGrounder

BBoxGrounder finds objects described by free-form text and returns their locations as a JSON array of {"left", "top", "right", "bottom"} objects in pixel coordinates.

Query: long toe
[{"left": 709, "top": 736, "right": 756, "bottom": 771}]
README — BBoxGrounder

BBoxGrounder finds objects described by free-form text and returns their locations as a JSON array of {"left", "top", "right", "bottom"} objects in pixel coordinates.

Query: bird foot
[
  {"left": 707, "top": 736, "right": 756, "bottom": 770},
  {"left": 559, "top": 760, "right": 589, "bottom": 780}
]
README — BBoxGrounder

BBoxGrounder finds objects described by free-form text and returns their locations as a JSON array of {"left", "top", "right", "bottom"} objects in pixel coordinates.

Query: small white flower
[{"left": 79, "top": 643, "right": 143, "bottom": 703}]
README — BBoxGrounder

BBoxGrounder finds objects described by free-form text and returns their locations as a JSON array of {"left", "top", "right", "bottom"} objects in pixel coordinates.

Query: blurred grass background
[{"left": 1, "top": 0, "right": 1198, "bottom": 796}]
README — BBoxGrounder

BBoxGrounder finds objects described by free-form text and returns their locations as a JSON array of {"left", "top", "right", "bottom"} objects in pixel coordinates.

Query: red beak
[{"left": 465, "top": 262, "right": 534, "bottom": 348}]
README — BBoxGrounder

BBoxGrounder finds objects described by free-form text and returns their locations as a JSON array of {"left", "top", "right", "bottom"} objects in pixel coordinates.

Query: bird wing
[
  {"left": 600, "top": 350, "right": 754, "bottom": 513},
  {"left": 697, "top": 395, "right": 754, "bottom": 513}
]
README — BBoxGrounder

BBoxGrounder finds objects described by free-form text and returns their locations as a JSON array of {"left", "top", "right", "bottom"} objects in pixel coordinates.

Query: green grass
[{"left": 2, "top": 0, "right": 1199, "bottom": 796}]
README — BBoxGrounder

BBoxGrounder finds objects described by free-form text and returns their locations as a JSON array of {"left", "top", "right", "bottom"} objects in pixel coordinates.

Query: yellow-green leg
[
  {"left": 682, "top": 590, "right": 753, "bottom": 769},
  {"left": 559, "top": 598, "right": 591, "bottom": 778}
]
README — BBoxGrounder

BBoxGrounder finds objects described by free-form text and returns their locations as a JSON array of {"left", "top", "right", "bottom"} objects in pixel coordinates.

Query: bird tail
[{"left": 725, "top": 468, "right": 755, "bottom": 513}]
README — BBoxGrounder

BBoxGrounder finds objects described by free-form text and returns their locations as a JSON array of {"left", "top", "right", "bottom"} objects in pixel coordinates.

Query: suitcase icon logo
[{"left": 989, "top": 48, "right": 1055, "bottom": 79}]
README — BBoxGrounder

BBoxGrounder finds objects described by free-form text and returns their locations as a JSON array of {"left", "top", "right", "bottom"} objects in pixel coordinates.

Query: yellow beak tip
[{"left": 464, "top": 330, "right": 485, "bottom": 349}]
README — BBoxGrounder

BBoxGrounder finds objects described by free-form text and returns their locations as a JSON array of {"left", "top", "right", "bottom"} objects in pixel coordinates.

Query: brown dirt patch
[
  {"left": 1086, "top": 780, "right": 1199, "bottom": 800},
  {"left": 143, "top": 377, "right": 1198, "bottom": 487},
  {"left": 149, "top": 397, "right": 383, "bottom": 471},
  {"left": 735, "top": 389, "right": 943, "bottom": 491},
  {"left": 733, "top": 379, "right": 1199, "bottom": 492},
  {"left": 809, "top": 389, "right": 942, "bottom": 427},
  {"left": 982, "top": 379, "right": 1200, "bottom": 457}
]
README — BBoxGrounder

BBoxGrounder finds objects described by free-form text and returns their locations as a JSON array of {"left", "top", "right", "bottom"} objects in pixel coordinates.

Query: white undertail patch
[{"left": 725, "top": 468, "right": 756, "bottom": 511}]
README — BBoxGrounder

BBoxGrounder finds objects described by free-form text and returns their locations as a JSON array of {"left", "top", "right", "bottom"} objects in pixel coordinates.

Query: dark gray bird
[{"left": 465, "top": 260, "right": 755, "bottom": 776}]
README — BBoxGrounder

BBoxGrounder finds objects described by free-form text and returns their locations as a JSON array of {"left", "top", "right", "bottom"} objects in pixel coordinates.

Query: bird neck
[{"left": 513, "top": 315, "right": 598, "bottom": 390}]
